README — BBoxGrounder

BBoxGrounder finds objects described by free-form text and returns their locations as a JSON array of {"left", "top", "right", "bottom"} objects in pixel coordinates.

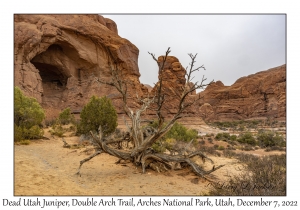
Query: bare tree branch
[{"left": 76, "top": 47, "right": 224, "bottom": 180}]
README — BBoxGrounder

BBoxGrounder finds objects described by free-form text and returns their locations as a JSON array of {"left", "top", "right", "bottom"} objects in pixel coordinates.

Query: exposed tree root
[
  {"left": 76, "top": 150, "right": 102, "bottom": 176},
  {"left": 74, "top": 130, "right": 225, "bottom": 179},
  {"left": 75, "top": 48, "right": 225, "bottom": 181},
  {"left": 141, "top": 152, "right": 224, "bottom": 178}
]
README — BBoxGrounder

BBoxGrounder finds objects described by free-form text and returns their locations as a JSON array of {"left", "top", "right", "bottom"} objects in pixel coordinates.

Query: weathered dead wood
[
  {"left": 76, "top": 47, "right": 224, "bottom": 180},
  {"left": 90, "top": 130, "right": 133, "bottom": 161},
  {"left": 140, "top": 151, "right": 224, "bottom": 177},
  {"left": 76, "top": 150, "right": 102, "bottom": 176},
  {"left": 62, "top": 138, "right": 71, "bottom": 148}
]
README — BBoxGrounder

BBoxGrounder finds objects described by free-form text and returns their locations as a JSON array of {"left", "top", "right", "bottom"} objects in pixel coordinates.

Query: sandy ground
[
  {"left": 14, "top": 127, "right": 285, "bottom": 196},
  {"left": 14, "top": 135, "right": 246, "bottom": 196}
]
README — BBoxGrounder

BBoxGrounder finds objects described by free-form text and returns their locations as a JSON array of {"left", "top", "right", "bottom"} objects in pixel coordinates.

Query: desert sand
[{"left": 15, "top": 133, "right": 246, "bottom": 196}]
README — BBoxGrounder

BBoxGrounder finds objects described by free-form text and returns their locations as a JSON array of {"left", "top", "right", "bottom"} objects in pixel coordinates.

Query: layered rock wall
[
  {"left": 14, "top": 14, "right": 146, "bottom": 118},
  {"left": 198, "top": 64, "right": 286, "bottom": 121},
  {"left": 149, "top": 56, "right": 198, "bottom": 117},
  {"left": 14, "top": 14, "right": 286, "bottom": 122}
]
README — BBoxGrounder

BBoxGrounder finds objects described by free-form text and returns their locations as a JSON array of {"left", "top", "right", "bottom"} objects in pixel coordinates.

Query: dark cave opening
[
  {"left": 30, "top": 61, "right": 68, "bottom": 105},
  {"left": 32, "top": 62, "right": 67, "bottom": 87}
]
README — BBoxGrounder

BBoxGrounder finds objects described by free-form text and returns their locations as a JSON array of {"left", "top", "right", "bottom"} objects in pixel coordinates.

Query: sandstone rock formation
[
  {"left": 14, "top": 14, "right": 286, "bottom": 123},
  {"left": 14, "top": 14, "right": 146, "bottom": 118},
  {"left": 198, "top": 64, "right": 286, "bottom": 121},
  {"left": 144, "top": 54, "right": 286, "bottom": 122},
  {"left": 147, "top": 56, "right": 202, "bottom": 122},
  {"left": 142, "top": 84, "right": 153, "bottom": 92},
  {"left": 151, "top": 56, "right": 186, "bottom": 95}
]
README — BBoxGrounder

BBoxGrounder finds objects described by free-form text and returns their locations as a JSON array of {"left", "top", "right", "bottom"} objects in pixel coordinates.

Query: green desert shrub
[
  {"left": 14, "top": 123, "right": 23, "bottom": 142},
  {"left": 19, "top": 140, "right": 31, "bottom": 145},
  {"left": 151, "top": 141, "right": 166, "bottom": 153},
  {"left": 217, "top": 145, "right": 225, "bottom": 150},
  {"left": 257, "top": 130, "right": 285, "bottom": 148},
  {"left": 238, "top": 125, "right": 246, "bottom": 131},
  {"left": 163, "top": 122, "right": 198, "bottom": 142},
  {"left": 205, "top": 133, "right": 214, "bottom": 137},
  {"left": 265, "top": 146, "right": 286, "bottom": 152},
  {"left": 215, "top": 133, "right": 223, "bottom": 140},
  {"left": 58, "top": 107, "right": 75, "bottom": 125},
  {"left": 23, "top": 125, "right": 44, "bottom": 139},
  {"left": 14, "top": 86, "right": 45, "bottom": 141},
  {"left": 151, "top": 122, "right": 198, "bottom": 153},
  {"left": 151, "top": 138, "right": 178, "bottom": 153},
  {"left": 230, "top": 134, "right": 237, "bottom": 141},
  {"left": 50, "top": 121, "right": 65, "bottom": 137},
  {"left": 164, "top": 138, "right": 177, "bottom": 152},
  {"left": 227, "top": 140, "right": 237, "bottom": 146},
  {"left": 77, "top": 96, "right": 118, "bottom": 136},
  {"left": 222, "top": 132, "right": 230, "bottom": 140},
  {"left": 48, "top": 108, "right": 77, "bottom": 137},
  {"left": 215, "top": 132, "right": 230, "bottom": 141},
  {"left": 149, "top": 121, "right": 198, "bottom": 143},
  {"left": 237, "top": 132, "right": 256, "bottom": 146},
  {"left": 44, "top": 119, "right": 57, "bottom": 127}
]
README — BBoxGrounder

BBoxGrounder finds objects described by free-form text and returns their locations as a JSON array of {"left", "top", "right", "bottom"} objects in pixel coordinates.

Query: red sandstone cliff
[
  {"left": 14, "top": 14, "right": 147, "bottom": 118},
  {"left": 14, "top": 15, "right": 286, "bottom": 122},
  {"left": 198, "top": 64, "right": 286, "bottom": 121},
  {"left": 148, "top": 56, "right": 198, "bottom": 117}
]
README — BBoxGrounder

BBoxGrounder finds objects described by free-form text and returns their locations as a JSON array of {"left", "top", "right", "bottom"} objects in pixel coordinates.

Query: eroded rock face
[
  {"left": 149, "top": 56, "right": 199, "bottom": 117},
  {"left": 14, "top": 15, "right": 286, "bottom": 123},
  {"left": 149, "top": 55, "right": 286, "bottom": 121},
  {"left": 198, "top": 64, "right": 286, "bottom": 121},
  {"left": 150, "top": 56, "right": 186, "bottom": 115},
  {"left": 199, "top": 103, "right": 215, "bottom": 121},
  {"left": 14, "top": 14, "right": 146, "bottom": 118}
]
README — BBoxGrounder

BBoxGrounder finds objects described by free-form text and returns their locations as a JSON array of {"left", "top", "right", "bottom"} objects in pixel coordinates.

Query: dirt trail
[{"left": 14, "top": 134, "right": 245, "bottom": 196}]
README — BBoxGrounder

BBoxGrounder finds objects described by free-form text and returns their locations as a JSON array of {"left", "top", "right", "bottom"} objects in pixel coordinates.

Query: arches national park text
[{"left": 2, "top": 198, "right": 298, "bottom": 208}]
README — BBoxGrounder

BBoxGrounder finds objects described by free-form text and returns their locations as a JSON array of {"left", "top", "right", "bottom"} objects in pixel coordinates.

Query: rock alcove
[{"left": 30, "top": 42, "right": 83, "bottom": 107}]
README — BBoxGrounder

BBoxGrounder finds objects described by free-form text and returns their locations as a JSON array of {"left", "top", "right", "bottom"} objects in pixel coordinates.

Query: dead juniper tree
[{"left": 76, "top": 47, "right": 224, "bottom": 178}]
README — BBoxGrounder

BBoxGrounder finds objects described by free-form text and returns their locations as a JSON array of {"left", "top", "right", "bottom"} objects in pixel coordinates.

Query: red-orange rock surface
[
  {"left": 198, "top": 64, "right": 286, "bottom": 121},
  {"left": 14, "top": 14, "right": 286, "bottom": 123},
  {"left": 151, "top": 56, "right": 184, "bottom": 114},
  {"left": 148, "top": 56, "right": 199, "bottom": 117},
  {"left": 14, "top": 14, "right": 146, "bottom": 118}
]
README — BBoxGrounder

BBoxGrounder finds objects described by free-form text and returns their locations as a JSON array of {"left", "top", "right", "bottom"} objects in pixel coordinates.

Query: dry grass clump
[
  {"left": 207, "top": 153, "right": 286, "bottom": 196},
  {"left": 17, "top": 140, "right": 31, "bottom": 145}
]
